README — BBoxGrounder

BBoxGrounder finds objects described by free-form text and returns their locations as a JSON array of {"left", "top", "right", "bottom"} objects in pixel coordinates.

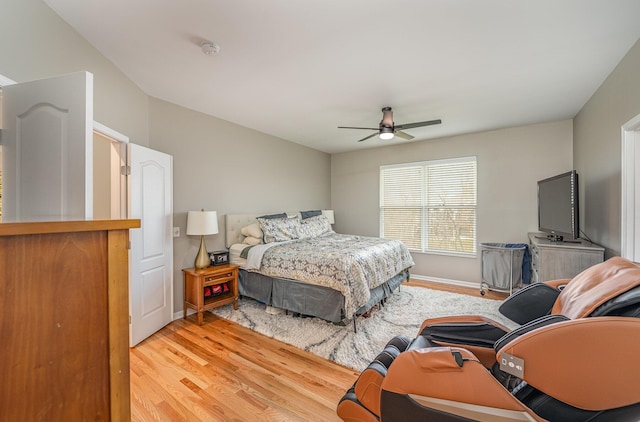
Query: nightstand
[{"left": 183, "top": 264, "right": 239, "bottom": 325}]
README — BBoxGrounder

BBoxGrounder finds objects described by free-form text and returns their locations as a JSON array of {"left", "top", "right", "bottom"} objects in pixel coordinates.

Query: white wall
[
  {"left": 148, "top": 98, "right": 331, "bottom": 312},
  {"left": 573, "top": 38, "right": 640, "bottom": 257},
  {"left": 332, "top": 120, "right": 573, "bottom": 284}
]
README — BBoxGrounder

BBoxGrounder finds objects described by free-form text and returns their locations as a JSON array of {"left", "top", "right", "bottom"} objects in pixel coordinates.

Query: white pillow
[
  {"left": 241, "top": 223, "right": 263, "bottom": 239},
  {"left": 242, "top": 236, "right": 262, "bottom": 246}
]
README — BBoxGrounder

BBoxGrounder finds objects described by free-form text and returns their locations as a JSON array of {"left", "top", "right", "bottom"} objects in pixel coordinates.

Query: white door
[
  {"left": 1, "top": 72, "right": 93, "bottom": 221},
  {"left": 129, "top": 143, "right": 174, "bottom": 346}
]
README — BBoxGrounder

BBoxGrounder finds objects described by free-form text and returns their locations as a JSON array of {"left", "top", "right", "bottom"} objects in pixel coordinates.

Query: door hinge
[
  {"left": 128, "top": 240, "right": 131, "bottom": 250},
  {"left": 0, "top": 128, "right": 3, "bottom": 144},
  {"left": 120, "top": 165, "right": 131, "bottom": 176},
  {"left": 129, "top": 315, "right": 132, "bottom": 325}
]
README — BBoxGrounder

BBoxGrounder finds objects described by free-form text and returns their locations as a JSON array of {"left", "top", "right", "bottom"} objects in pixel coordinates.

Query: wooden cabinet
[
  {"left": 528, "top": 232, "right": 604, "bottom": 283},
  {"left": 183, "top": 264, "right": 239, "bottom": 325},
  {"left": 0, "top": 219, "right": 140, "bottom": 422}
]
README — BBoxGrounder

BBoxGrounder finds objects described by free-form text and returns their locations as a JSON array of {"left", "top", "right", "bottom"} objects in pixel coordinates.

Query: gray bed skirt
[{"left": 238, "top": 268, "right": 410, "bottom": 323}]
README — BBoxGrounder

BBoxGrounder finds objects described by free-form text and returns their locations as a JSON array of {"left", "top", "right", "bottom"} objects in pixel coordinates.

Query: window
[{"left": 380, "top": 156, "right": 477, "bottom": 255}]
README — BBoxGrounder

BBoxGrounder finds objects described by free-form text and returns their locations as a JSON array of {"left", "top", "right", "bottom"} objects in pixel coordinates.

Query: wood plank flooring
[{"left": 129, "top": 280, "right": 508, "bottom": 421}]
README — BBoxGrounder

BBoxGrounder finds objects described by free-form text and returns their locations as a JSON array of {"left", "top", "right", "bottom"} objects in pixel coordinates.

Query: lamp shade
[
  {"left": 186, "top": 210, "right": 219, "bottom": 236},
  {"left": 322, "top": 210, "right": 335, "bottom": 225}
]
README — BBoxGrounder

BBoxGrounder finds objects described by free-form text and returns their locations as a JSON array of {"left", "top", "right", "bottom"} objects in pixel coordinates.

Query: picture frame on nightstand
[{"left": 210, "top": 250, "right": 229, "bottom": 266}]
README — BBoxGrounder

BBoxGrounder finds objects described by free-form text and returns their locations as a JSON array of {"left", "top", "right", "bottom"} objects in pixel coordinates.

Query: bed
[{"left": 225, "top": 212, "right": 414, "bottom": 327}]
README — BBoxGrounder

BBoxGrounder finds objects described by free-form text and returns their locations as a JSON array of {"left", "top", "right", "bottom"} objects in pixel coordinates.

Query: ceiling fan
[{"left": 338, "top": 107, "right": 442, "bottom": 143}]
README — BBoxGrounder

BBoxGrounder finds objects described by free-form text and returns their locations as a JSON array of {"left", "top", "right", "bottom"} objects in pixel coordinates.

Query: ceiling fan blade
[
  {"left": 395, "top": 119, "right": 442, "bottom": 131},
  {"left": 338, "top": 126, "right": 380, "bottom": 130},
  {"left": 394, "top": 130, "right": 414, "bottom": 140},
  {"left": 357, "top": 133, "right": 379, "bottom": 142}
]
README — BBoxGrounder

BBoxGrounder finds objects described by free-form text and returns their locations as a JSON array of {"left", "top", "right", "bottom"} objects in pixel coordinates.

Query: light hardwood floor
[{"left": 130, "top": 280, "right": 508, "bottom": 421}]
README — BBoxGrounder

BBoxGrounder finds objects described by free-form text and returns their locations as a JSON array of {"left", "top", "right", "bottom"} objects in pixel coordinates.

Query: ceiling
[{"left": 44, "top": 0, "right": 640, "bottom": 154}]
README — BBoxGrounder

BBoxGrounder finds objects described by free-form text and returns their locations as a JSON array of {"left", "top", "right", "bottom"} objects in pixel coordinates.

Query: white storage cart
[{"left": 480, "top": 243, "right": 528, "bottom": 296}]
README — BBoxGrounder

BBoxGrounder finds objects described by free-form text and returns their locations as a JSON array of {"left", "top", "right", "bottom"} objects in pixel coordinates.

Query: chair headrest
[{"left": 552, "top": 257, "right": 640, "bottom": 319}]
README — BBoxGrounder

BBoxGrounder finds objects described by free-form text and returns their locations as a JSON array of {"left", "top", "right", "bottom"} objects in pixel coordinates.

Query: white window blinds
[{"left": 380, "top": 157, "right": 477, "bottom": 255}]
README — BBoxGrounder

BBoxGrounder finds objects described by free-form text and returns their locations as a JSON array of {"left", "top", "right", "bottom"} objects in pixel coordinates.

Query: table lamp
[{"left": 186, "top": 210, "right": 218, "bottom": 269}]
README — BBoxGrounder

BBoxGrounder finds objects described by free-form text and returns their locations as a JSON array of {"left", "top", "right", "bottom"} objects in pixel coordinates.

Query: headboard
[
  {"left": 225, "top": 211, "right": 331, "bottom": 248},
  {"left": 224, "top": 214, "right": 262, "bottom": 248}
]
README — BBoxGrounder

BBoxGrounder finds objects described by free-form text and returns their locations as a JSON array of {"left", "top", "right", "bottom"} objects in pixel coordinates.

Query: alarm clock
[{"left": 210, "top": 250, "right": 229, "bottom": 266}]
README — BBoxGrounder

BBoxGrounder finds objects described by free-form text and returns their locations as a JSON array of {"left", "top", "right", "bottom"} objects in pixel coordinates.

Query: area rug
[{"left": 210, "top": 285, "right": 519, "bottom": 371}]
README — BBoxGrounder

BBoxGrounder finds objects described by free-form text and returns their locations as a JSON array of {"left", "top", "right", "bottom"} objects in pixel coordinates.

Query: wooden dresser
[{"left": 0, "top": 220, "right": 140, "bottom": 421}]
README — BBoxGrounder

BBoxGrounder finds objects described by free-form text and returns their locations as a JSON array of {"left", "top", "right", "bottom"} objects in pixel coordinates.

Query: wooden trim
[
  {"left": 108, "top": 229, "right": 132, "bottom": 421},
  {"left": 0, "top": 219, "right": 140, "bottom": 236}
]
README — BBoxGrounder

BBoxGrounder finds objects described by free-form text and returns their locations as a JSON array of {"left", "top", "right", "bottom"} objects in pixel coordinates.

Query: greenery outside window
[{"left": 380, "top": 156, "right": 477, "bottom": 256}]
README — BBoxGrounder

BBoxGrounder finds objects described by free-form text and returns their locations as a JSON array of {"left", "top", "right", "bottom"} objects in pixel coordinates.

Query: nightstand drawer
[{"left": 204, "top": 272, "right": 235, "bottom": 284}]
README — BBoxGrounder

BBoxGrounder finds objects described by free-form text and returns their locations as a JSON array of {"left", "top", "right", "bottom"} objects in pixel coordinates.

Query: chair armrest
[
  {"left": 380, "top": 347, "right": 533, "bottom": 421},
  {"left": 418, "top": 315, "right": 510, "bottom": 368},
  {"left": 494, "top": 314, "right": 570, "bottom": 351}
]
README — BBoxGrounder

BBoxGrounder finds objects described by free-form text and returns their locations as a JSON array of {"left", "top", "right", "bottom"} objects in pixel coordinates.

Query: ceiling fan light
[{"left": 379, "top": 126, "right": 395, "bottom": 140}]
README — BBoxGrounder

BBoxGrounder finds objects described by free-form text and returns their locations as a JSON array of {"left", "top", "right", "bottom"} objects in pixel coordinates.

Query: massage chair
[{"left": 337, "top": 256, "right": 640, "bottom": 421}]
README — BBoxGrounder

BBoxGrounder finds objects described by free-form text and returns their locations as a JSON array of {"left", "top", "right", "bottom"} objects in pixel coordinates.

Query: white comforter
[{"left": 242, "top": 233, "right": 414, "bottom": 316}]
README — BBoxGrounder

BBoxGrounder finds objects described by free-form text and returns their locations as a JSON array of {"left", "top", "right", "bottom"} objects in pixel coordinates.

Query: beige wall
[
  {"left": 4, "top": 0, "right": 637, "bottom": 302},
  {"left": 0, "top": 0, "right": 149, "bottom": 145},
  {"left": 148, "top": 98, "right": 331, "bottom": 312},
  {"left": 0, "top": 0, "right": 332, "bottom": 314},
  {"left": 332, "top": 120, "right": 573, "bottom": 284},
  {"left": 573, "top": 39, "right": 640, "bottom": 257}
]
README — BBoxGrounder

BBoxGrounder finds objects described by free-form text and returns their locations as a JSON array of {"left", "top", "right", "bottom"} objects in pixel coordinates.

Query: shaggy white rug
[{"left": 211, "top": 284, "right": 519, "bottom": 371}]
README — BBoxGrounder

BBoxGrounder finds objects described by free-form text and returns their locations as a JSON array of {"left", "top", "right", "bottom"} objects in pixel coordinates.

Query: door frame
[{"left": 621, "top": 113, "right": 640, "bottom": 261}]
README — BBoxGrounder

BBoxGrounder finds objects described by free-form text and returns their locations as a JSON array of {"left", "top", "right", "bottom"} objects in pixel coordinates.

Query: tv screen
[{"left": 537, "top": 170, "right": 579, "bottom": 241}]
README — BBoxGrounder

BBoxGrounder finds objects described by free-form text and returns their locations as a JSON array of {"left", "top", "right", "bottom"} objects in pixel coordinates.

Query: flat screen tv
[{"left": 537, "top": 170, "right": 579, "bottom": 241}]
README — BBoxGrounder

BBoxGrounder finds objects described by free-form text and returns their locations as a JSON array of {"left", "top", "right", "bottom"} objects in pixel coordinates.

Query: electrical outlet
[{"left": 173, "top": 227, "right": 180, "bottom": 237}]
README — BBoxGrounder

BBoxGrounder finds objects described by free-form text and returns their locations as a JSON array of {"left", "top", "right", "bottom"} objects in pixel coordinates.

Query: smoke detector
[{"left": 201, "top": 42, "right": 221, "bottom": 56}]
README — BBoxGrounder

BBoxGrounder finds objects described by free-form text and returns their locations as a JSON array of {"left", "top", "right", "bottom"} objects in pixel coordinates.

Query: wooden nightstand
[{"left": 183, "top": 264, "right": 239, "bottom": 325}]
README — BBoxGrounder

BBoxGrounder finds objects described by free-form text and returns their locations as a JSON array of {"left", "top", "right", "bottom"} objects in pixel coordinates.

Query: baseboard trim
[
  {"left": 174, "top": 308, "right": 196, "bottom": 321},
  {"left": 409, "top": 274, "right": 478, "bottom": 290}
]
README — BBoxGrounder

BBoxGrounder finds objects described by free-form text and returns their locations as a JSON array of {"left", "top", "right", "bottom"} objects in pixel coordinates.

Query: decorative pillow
[
  {"left": 240, "top": 223, "right": 263, "bottom": 239},
  {"left": 257, "top": 212, "right": 287, "bottom": 220},
  {"left": 257, "top": 216, "right": 301, "bottom": 243},
  {"left": 298, "top": 214, "right": 332, "bottom": 239},
  {"left": 242, "top": 236, "right": 262, "bottom": 246},
  {"left": 300, "top": 209, "right": 322, "bottom": 219}
]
